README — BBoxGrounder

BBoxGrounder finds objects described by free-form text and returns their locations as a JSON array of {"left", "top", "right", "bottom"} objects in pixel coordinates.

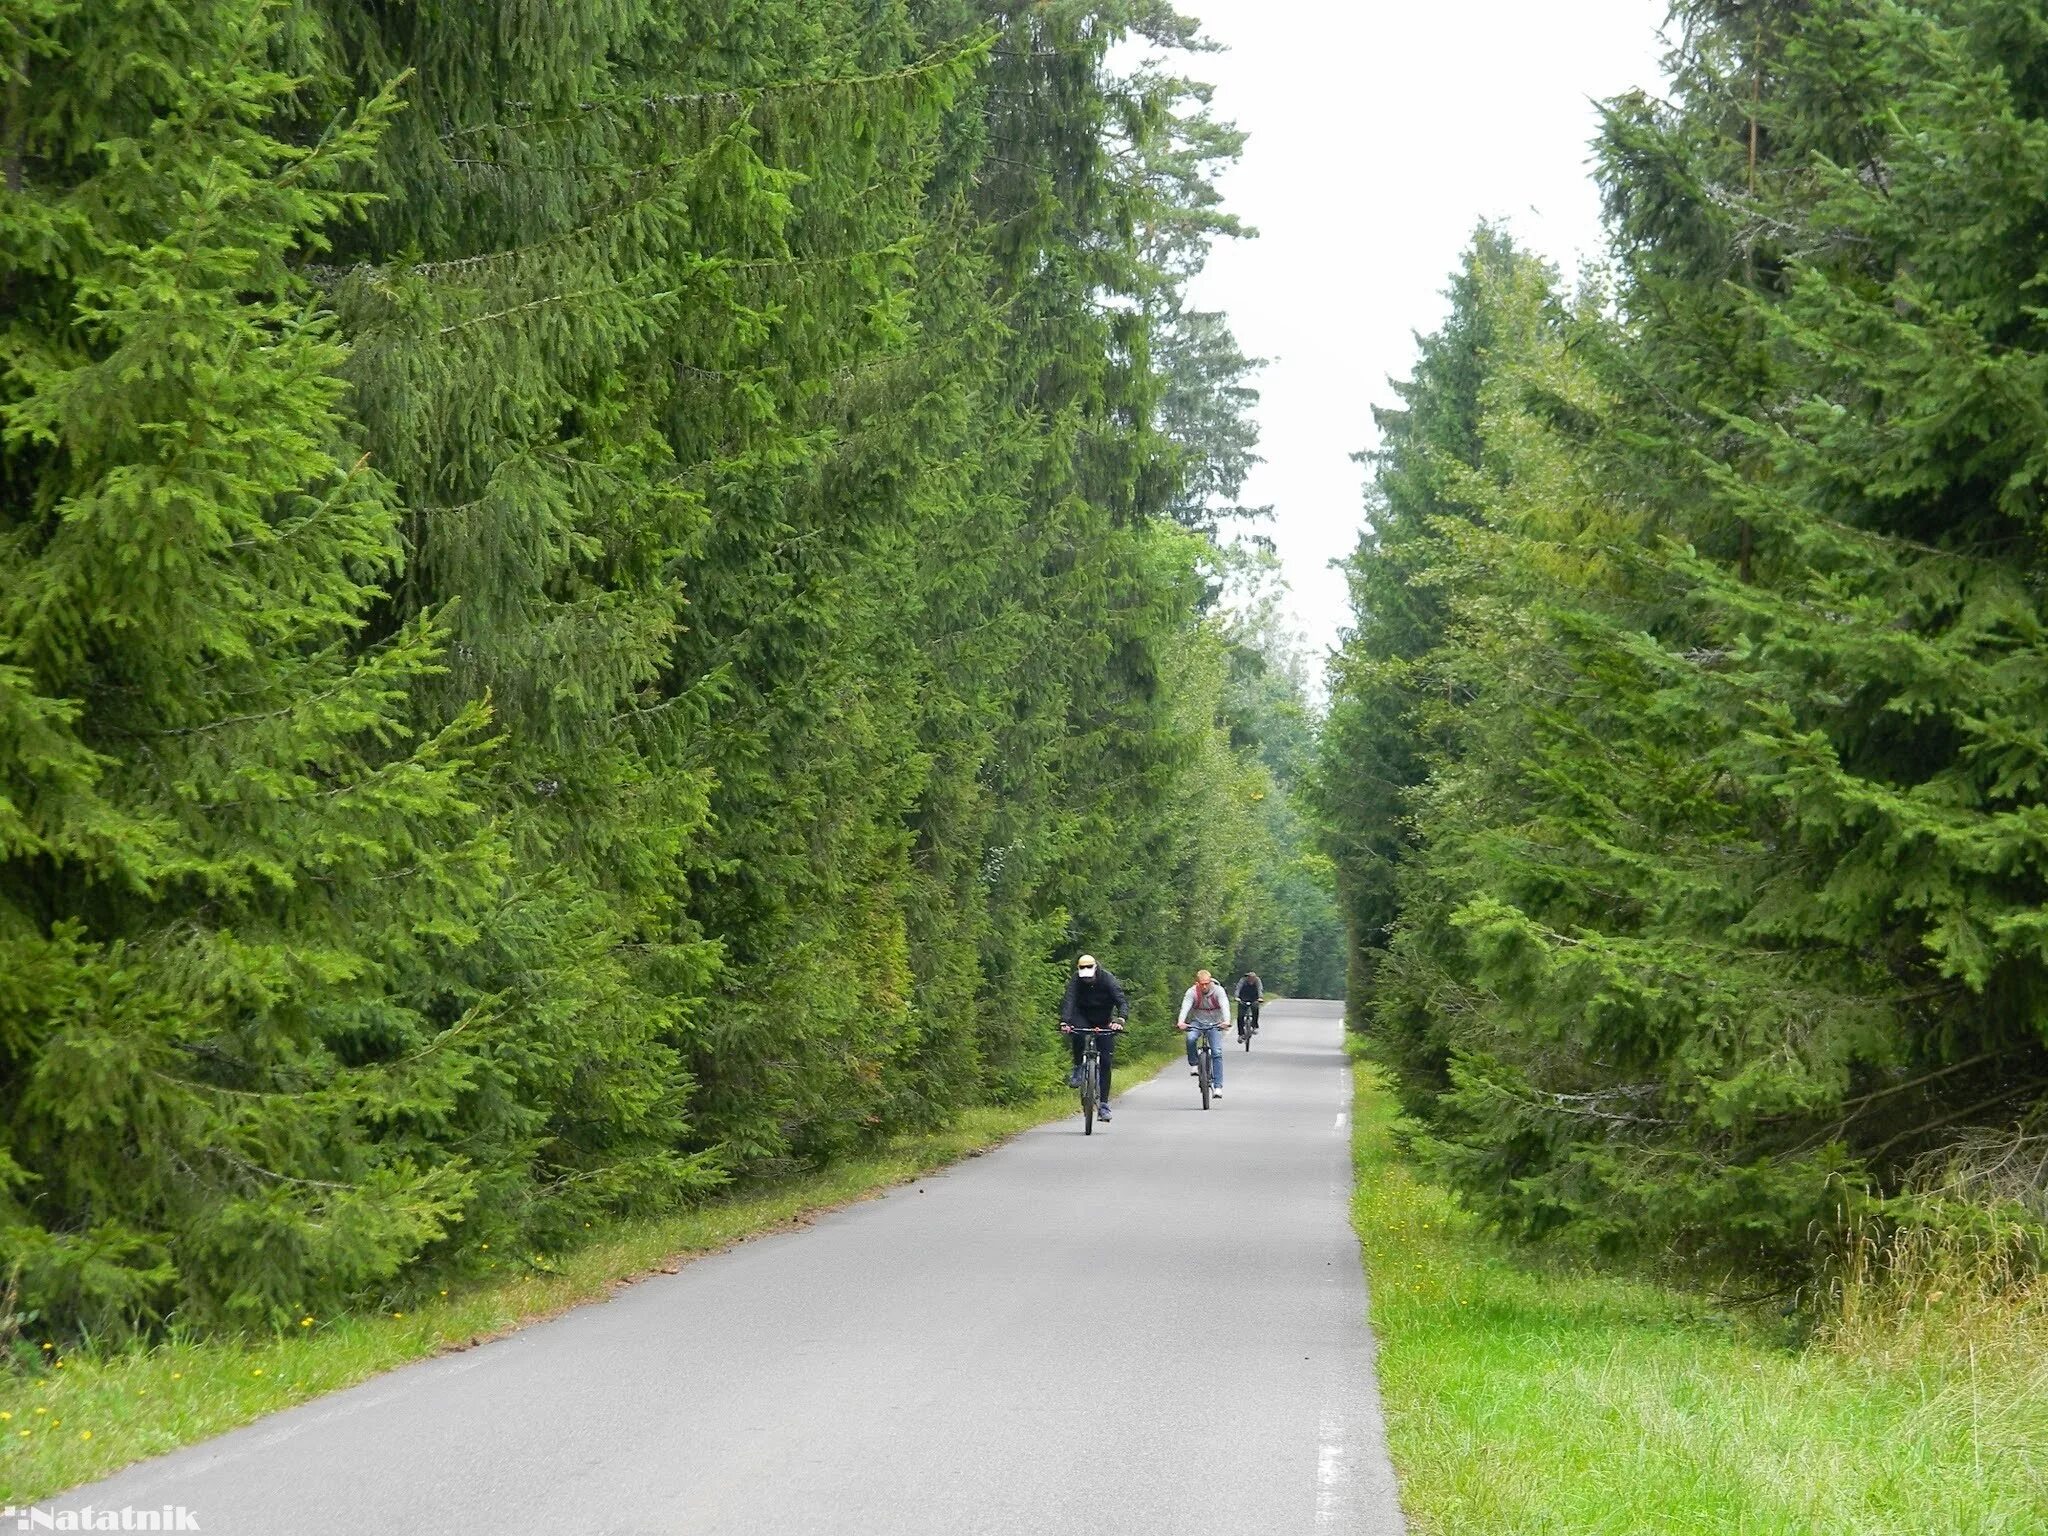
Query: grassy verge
[
  {"left": 1, "top": 1064, "right": 1158, "bottom": 1505},
  {"left": 1349, "top": 1055, "right": 2048, "bottom": 1535}
]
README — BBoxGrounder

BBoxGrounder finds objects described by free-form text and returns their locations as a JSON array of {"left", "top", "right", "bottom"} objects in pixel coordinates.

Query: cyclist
[
  {"left": 1235, "top": 971, "right": 1263, "bottom": 1035},
  {"left": 1176, "top": 968, "right": 1232, "bottom": 1099},
  {"left": 1059, "top": 954, "right": 1128, "bottom": 1122}
]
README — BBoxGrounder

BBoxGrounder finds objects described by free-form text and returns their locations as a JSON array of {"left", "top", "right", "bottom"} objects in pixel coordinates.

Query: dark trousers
[{"left": 1068, "top": 1031, "right": 1115, "bottom": 1100}]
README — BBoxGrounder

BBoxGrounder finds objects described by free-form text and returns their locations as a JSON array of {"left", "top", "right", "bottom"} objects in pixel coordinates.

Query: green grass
[
  {"left": 1, "top": 1065, "right": 1159, "bottom": 1505},
  {"left": 1349, "top": 1057, "right": 2048, "bottom": 1535}
]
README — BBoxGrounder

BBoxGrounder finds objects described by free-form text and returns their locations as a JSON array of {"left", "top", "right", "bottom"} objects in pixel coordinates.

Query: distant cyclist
[
  {"left": 1235, "top": 971, "right": 1263, "bottom": 1034},
  {"left": 1059, "top": 954, "right": 1128, "bottom": 1122},
  {"left": 1177, "top": 968, "right": 1233, "bottom": 1099}
]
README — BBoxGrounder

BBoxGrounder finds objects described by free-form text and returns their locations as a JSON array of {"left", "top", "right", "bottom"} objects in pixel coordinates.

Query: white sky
[{"left": 1178, "top": 0, "right": 1673, "bottom": 663}]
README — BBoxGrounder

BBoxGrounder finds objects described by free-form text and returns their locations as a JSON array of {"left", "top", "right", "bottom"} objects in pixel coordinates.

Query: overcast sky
[{"left": 1176, "top": 0, "right": 1673, "bottom": 664}]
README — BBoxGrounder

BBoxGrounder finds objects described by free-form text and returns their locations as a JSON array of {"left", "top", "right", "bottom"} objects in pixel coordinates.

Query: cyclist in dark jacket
[
  {"left": 1059, "top": 954, "right": 1128, "bottom": 1121},
  {"left": 1235, "top": 971, "right": 1262, "bottom": 1034}
]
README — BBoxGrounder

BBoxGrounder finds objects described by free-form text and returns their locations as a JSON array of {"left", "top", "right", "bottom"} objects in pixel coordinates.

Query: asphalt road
[{"left": 53, "top": 998, "right": 1404, "bottom": 1534}]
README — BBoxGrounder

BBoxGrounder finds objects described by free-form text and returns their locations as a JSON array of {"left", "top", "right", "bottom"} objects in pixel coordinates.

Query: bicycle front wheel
[
  {"left": 1080, "top": 1054, "right": 1097, "bottom": 1135},
  {"left": 1198, "top": 1047, "right": 1212, "bottom": 1110}
]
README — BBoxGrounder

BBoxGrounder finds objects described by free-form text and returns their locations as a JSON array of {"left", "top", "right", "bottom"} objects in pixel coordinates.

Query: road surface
[{"left": 51, "top": 998, "right": 1404, "bottom": 1534}]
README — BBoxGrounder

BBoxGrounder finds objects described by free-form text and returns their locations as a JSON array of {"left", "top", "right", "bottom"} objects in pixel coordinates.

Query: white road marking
[
  {"left": 1314, "top": 1408, "right": 1350, "bottom": 1529},
  {"left": 1333, "top": 1111, "right": 1347, "bottom": 1131}
]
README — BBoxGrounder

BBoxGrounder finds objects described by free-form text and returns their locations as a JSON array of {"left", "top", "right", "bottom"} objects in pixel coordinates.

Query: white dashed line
[{"left": 1314, "top": 1408, "right": 1350, "bottom": 1529}]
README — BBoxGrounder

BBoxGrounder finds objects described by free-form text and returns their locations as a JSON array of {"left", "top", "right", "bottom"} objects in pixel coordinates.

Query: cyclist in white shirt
[{"left": 1176, "top": 968, "right": 1233, "bottom": 1098}]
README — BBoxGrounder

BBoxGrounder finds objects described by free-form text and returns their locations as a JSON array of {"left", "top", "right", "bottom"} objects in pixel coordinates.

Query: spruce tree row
[
  {"left": 0, "top": 0, "right": 1299, "bottom": 1337},
  {"left": 1321, "top": 0, "right": 2048, "bottom": 1286}
]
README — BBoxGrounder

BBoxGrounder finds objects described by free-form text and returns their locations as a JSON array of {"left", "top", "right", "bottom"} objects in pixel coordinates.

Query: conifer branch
[
  {"left": 434, "top": 40, "right": 991, "bottom": 147},
  {"left": 1868, "top": 1085, "right": 2048, "bottom": 1163}
]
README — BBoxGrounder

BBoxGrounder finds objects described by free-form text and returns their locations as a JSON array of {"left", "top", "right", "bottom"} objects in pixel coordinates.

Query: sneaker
[
  {"left": 1067, "top": 1067, "right": 1082, "bottom": 1088},
  {"left": 1212, "top": 1088, "right": 1223, "bottom": 1099},
  {"left": 1098, "top": 1103, "right": 1112, "bottom": 1122}
]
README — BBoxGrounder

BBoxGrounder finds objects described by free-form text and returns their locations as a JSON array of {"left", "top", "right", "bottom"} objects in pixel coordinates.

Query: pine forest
[
  {"left": 1320, "top": 0, "right": 2048, "bottom": 1292},
  {"left": 11, "top": 0, "right": 2048, "bottom": 1361},
  {"left": 0, "top": 0, "right": 1336, "bottom": 1339}
]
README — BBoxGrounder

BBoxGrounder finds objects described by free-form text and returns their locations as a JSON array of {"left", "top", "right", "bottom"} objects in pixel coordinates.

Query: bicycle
[
  {"left": 1187, "top": 1024, "right": 1215, "bottom": 1110},
  {"left": 1062, "top": 1025, "right": 1120, "bottom": 1134},
  {"left": 1237, "top": 999, "right": 1259, "bottom": 1051}
]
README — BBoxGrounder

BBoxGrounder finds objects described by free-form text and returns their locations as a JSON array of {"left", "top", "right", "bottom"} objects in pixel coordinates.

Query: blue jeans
[{"left": 1185, "top": 1023, "right": 1225, "bottom": 1087}]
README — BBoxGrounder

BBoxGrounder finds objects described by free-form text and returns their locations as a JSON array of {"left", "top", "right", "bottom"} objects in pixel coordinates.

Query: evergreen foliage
[
  {"left": 1221, "top": 587, "right": 1343, "bottom": 998},
  {"left": 0, "top": 0, "right": 1302, "bottom": 1337},
  {"left": 0, "top": 0, "right": 514, "bottom": 1335},
  {"left": 1321, "top": 1, "right": 2048, "bottom": 1284}
]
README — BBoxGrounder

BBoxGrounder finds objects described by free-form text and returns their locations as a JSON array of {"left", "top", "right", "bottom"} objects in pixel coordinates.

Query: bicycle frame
[
  {"left": 1066, "top": 1026, "right": 1117, "bottom": 1135},
  {"left": 1187, "top": 1024, "right": 1216, "bottom": 1109}
]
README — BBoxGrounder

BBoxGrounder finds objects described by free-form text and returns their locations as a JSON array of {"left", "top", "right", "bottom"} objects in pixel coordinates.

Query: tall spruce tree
[
  {"left": 0, "top": 0, "right": 515, "bottom": 1333},
  {"left": 1324, "top": 0, "right": 2048, "bottom": 1282},
  {"left": 1315, "top": 228, "right": 1523, "bottom": 1051},
  {"left": 4, "top": 0, "right": 1284, "bottom": 1336}
]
